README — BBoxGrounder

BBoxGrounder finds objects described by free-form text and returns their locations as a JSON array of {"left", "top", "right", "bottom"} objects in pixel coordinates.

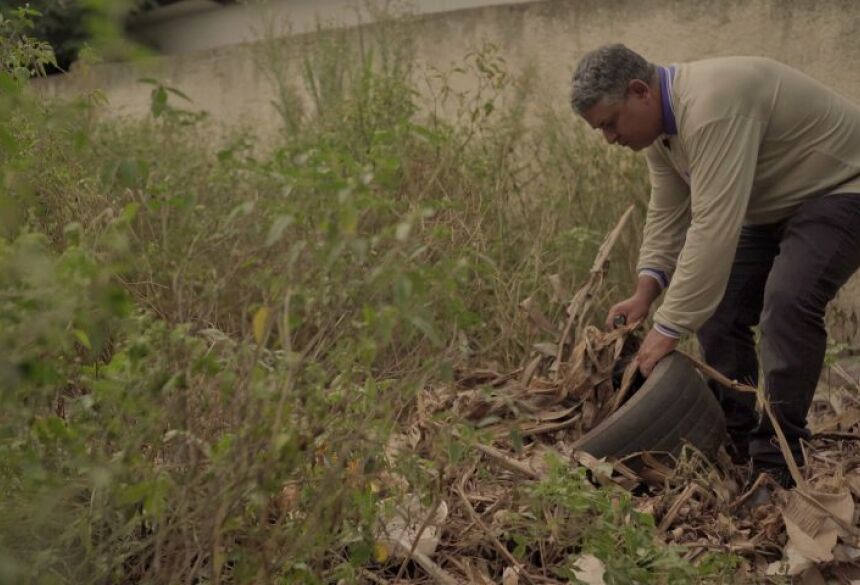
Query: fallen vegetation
[{"left": 367, "top": 213, "right": 860, "bottom": 584}]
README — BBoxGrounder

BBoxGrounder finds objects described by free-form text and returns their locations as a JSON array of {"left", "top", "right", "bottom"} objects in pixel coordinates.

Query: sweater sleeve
[
  {"left": 653, "top": 116, "right": 765, "bottom": 335},
  {"left": 636, "top": 144, "right": 691, "bottom": 282}
]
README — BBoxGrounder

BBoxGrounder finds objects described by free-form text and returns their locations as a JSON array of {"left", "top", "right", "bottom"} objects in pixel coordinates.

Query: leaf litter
[{"left": 360, "top": 205, "right": 860, "bottom": 584}]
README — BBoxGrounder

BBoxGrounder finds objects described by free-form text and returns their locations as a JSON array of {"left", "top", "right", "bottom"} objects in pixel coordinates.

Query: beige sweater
[{"left": 639, "top": 56, "right": 860, "bottom": 336}]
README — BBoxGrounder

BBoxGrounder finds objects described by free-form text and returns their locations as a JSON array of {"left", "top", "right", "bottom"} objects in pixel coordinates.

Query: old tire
[{"left": 572, "top": 352, "right": 726, "bottom": 461}]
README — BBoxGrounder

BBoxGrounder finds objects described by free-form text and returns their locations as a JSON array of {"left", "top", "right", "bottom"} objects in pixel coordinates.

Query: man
[{"left": 570, "top": 44, "right": 860, "bottom": 486}]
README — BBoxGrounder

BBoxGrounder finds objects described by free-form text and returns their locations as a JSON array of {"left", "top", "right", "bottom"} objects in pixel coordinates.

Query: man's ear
[{"left": 627, "top": 78, "right": 651, "bottom": 99}]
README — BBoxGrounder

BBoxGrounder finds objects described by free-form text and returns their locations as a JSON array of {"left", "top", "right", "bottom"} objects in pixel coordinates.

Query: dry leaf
[
  {"left": 779, "top": 488, "right": 854, "bottom": 570},
  {"left": 574, "top": 450, "right": 615, "bottom": 485},
  {"left": 376, "top": 495, "right": 448, "bottom": 559},
  {"left": 834, "top": 544, "right": 860, "bottom": 562},
  {"left": 813, "top": 489, "right": 856, "bottom": 535},
  {"left": 784, "top": 514, "right": 836, "bottom": 564},
  {"left": 572, "top": 553, "right": 606, "bottom": 585},
  {"left": 533, "top": 342, "right": 558, "bottom": 357},
  {"left": 766, "top": 543, "right": 813, "bottom": 576},
  {"left": 501, "top": 566, "right": 519, "bottom": 585}
]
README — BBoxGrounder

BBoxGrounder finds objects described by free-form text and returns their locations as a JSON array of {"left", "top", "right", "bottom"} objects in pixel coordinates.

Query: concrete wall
[
  {"left": 128, "top": 0, "right": 540, "bottom": 55},
  {"left": 36, "top": 0, "right": 860, "bottom": 341},
  {"left": 38, "top": 1, "right": 860, "bottom": 127}
]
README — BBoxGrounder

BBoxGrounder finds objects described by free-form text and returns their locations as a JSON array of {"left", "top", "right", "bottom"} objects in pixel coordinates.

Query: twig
[
  {"left": 831, "top": 363, "right": 860, "bottom": 392},
  {"left": 473, "top": 443, "right": 541, "bottom": 480},
  {"left": 390, "top": 541, "right": 460, "bottom": 585},
  {"left": 729, "top": 473, "right": 770, "bottom": 510},
  {"left": 517, "top": 415, "right": 581, "bottom": 439},
  {"left": 678, "top": 541, "right": 775, "bottom": 555},
  {"left": 455, "top": 485, "right": 537, "bottom": 585},
  {"left": 488, "top": 412, "right": 581, "bottom": 439},
  {"left": 678, "top": 351, "right": 755, "bottom": 398},
  {"left": 360, "top": 569, "right": 391, "bottom": 585},
  {"left": 682, "top": 546, "right": 707, "bottom": 563},
  {"left": 658, "top": 483, "right": 698, "bottom": 532},
  {"left": 812, "top": 431, "right": 860, "bottom": 441}
]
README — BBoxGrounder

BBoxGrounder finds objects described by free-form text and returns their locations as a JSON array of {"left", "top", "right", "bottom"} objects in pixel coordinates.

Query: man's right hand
[
  {"left": 605, "top": 294, "right": 652, "bottom": 329},
  {"left": 605, "top": 275, "right": 664, "bottom": 329}
]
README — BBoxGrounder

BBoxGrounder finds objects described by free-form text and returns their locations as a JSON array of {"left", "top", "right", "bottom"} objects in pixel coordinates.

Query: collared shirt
[
  {"left": 657, "top": 65, "right": 678, "bottom": 136},
  {"left": 637, "top": 56, "right": 860, "bottom": 337}
]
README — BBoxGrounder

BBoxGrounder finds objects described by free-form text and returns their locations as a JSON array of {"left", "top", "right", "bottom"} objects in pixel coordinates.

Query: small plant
[
  {"left": 0, "top": 5, "right": 56, "bottom": 82},
  {"left": 525, "top": 456, "right": 738, "bottom": 584},
  {"left": 138, "top": 78, "right": 208, "bottom": 125}
]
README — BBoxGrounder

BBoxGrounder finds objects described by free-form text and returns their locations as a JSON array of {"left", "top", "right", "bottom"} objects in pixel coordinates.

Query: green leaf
[
  {"left": 72, "top": 328, "right": 92, "bottom": 350},
  {"left": 165, "top": 85, "right": 192, "bottom": 102},
  {"left": 116, "top": 159, "right": 149, "bottom": 189},
  {"left": 120, "top": 202, "right": 140, "bottom": 223},
  {"left": 118, "top": 481, "right": 152, "bottom": 506},
  {"left": 252, "top": 306, "right": 270, "bottom": 344},
  {"left": 408, "top": 315, "right": 441, "bottom": 346},
  {"left": 151, "top": 85, "right": 167, "bottom": 118},
  {"left": 265, "top": 214, "right": 294, "bottom": 246}
]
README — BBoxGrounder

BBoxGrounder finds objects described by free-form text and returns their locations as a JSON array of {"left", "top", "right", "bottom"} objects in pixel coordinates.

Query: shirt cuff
[
  {"left": 654, "top": 322, "right": 681, "bottom": 339},
  {"left": 639, "top": 268, "right": 670, "bottom": 289}
]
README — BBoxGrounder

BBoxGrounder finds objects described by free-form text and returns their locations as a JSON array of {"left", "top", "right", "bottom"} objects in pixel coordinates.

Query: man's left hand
[{"left": 637, "top": 328, "right": 679, "bottom": 377}]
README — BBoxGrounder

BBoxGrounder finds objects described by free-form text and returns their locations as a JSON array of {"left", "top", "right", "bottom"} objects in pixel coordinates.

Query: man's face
[{"left": 581, "top": 79, "right": 662, "bottom": 151}]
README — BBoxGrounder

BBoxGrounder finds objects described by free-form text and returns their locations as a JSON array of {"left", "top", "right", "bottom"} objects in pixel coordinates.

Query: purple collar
[{"left": 657, "top": 65, "right": 677, "bottom": 135}]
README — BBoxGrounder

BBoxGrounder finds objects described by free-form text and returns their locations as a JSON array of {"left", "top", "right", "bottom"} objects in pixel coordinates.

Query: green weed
[{"left": 525, "top": 457, "right": 739, "bottom": 584}]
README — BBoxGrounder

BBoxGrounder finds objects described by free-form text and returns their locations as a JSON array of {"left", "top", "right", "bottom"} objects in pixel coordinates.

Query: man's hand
[
  {"left": 636, "top": 327, "right": 679, "bottom": 377},
  {"left": 605, "top": 276, "right": 663, "bottom": 330},
  {"left": 605, "top": 293, "right": 652, "bottom": 329}
]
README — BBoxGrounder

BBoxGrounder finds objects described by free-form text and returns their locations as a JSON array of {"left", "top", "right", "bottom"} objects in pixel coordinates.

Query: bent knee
[{"left": 762, "top": 286, "right": 826, "bottom": 327}]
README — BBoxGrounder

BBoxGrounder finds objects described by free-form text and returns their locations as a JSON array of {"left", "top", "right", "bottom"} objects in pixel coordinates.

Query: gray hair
[{"left": 570, "top": 44, "right": 656, "bottom": 114}]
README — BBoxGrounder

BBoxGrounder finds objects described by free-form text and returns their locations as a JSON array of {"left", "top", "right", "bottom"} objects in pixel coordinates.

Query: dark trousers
[{"left": 696, "top": 193, "right": 860, "bottom": 466}]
